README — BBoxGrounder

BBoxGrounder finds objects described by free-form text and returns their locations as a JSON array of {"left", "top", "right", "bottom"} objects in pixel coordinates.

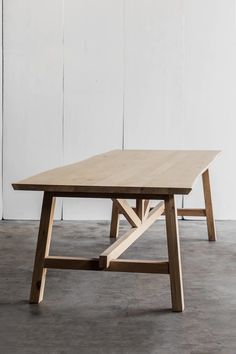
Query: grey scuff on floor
[{"left": 0, "top": 220, "right": 236, "bottom": 354}]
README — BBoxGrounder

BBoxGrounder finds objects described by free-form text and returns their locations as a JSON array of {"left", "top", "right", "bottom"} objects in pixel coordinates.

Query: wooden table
[{"left": 13, "top": 150, "right": 220, "bottom": 312}]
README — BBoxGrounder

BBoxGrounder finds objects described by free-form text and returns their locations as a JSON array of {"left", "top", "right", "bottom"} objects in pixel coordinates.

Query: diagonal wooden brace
[
  {"left": 114, "top": 199, "right": 142, "bottom": 227},
  {"left": 143, "top": 200, "right": 151, "bottom": 220},
  {"left": 100, "top": 201, "right": 165, "bottom": 268}
]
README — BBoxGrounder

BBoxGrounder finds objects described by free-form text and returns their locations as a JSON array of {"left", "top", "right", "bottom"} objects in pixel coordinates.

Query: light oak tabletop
[{"left": 12, "top": 150, "right": 220, "bottom": 196}]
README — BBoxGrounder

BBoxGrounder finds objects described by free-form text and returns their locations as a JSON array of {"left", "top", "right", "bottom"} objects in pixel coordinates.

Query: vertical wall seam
[
  {"left": 122, "top": 0, "right": 125, "bottom": 150},
  {"left": 1, "top": 0, "right": 4, "bottom": 220},
  {"left": 181, "top": 0, "right": 185, "bottom": 215},
  {"left": 61, "top": 0, "right": 65, "bottom": 220}
]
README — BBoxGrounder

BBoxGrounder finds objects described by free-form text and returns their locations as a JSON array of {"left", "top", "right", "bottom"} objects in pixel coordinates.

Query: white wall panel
[
  {"left": 63, "top": 0, "right": 123, "bottom": 220},
  {"left": 124, "top": 0, "right": 184, "bottom": 150},
  {"left": 124, "top": 0, "right": 184, "bottom": 208},
  {"left": 2, "top": 0, "right": 236, "bottom": 220},
  {"left": 183, "top": 0, "right": 236, "bottom": 219},
  {"left": 3, "top": 0, "right": 63, "bottom": 219}
]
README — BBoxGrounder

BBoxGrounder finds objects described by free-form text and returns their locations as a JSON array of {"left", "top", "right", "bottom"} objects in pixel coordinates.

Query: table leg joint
[{"left": 100, "top": 201, "right": 165, "bottom": 268}]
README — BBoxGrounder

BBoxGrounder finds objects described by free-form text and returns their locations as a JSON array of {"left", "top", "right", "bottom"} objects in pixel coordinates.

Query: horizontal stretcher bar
[
  {"left": 100, "top": 201, "right": 165, "bottom": 268},
  {"left": 121, "top": 207, "right": 207, "bottom": 217},
  {"left": 44, "top": 256, "right": 169, "bottom": 274},
  {"left": 175, "top": 208, "right": 206, "bottom": 217}
]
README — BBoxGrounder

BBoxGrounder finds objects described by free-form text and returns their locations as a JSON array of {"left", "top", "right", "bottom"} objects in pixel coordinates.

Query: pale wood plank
[
  {"left": 44, "top": 256, "right": 169, "bottom": 274},
  {"left": 136, "top": 199, "right": 145, "bottom": 221},
  {"left": 100, "top": 202, "right": 165, "bottom": 268},
  {"left": 165, "top": 195, "right": 184, "bottom": 312},
  {"left": 44, "top": 256, "right": 99, "bottom": 270},
  {"left": 110, "top": 200, "right": 120, "bottom": 238},
  {"left": 177, "top": 208, "right": 206, "bottom": 217},
  {"left": 143, "top": 200, "right": 151, "bottom": 220},
  {"left": 109, "top": 259, "right": 169, "bottom": 274},
  {"left": 12, "top": 150, "right": 220, "bottom": 195},
  {"left": 152, "top": 207, "right": 206, "bottom": 217},
  {"left": 202, "top": 169, "right": 217, "bottom": 241},
  {"left": 29, "top": 192, "right": 55, "bottom": 304},
  {"left": 49, "top": 191, "right": 168, "bottom": 200},
  {"left": 115, "top": 199, "right": 141, "bottom": 227}
]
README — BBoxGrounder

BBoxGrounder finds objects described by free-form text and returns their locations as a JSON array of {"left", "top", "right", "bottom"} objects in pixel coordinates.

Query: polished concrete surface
[{"left": 0, "top": 219, "right": 235, "bottom": 354}]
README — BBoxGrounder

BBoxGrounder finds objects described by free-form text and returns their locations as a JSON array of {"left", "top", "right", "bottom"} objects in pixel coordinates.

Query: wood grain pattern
[
  {"left": 12, "top": 150, "right": 220, "bottom": 196},
  {"left": 176, "top": 208, "right": 206, "bottom": 217}
]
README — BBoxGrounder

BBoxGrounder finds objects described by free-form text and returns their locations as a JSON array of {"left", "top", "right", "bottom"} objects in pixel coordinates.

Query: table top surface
[{"left": 12, "top": 150, "right": 220, "bottom": 196}]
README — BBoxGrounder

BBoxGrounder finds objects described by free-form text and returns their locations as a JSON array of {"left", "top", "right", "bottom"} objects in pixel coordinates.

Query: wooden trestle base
[{"left": 29, "top": 169, "right": 216, "bottom": 313}]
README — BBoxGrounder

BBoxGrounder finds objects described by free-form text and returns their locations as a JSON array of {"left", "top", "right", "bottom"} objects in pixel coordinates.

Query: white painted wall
[
  {"left": 2, "top": 0, "right": 236, "bottom": 220},
  {"left": 124, "top": 0, "right": 184, "bottom": 150},
  {"left": 124, "top": 0, "right": 184, "bottom": 209},
  {"left": 63, "top": 0, "right": 123, "bottom": 220},
  {"left": 3, "top": 0, "right": 63, "bottom": 219},
  {"left": 0, "top": 0, "right": 2, "bottom": 218},
  {"left": 182, "top": 0, "right": 236, "bottom": 219}
]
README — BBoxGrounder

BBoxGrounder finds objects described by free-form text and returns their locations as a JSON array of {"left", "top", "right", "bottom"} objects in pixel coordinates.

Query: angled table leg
[
  {"left": 110, "top": 200, "right": 120, "bottom": 238},
  {"left": 165, "top": 195, "right": 184, "bottom": 312},
  {"left": 29, "top": 192, "right": 55, "bottom": 303},
  {"left": 202, "top": 169, "right": 216, "bottom": 241}
]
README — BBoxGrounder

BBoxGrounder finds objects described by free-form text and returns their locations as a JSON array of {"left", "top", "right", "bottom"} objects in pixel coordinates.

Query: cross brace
[{"left": 28, "top": 169, "right": 216, "bottom": 313}]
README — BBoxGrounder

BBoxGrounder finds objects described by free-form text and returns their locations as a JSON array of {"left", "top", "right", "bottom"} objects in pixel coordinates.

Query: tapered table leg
[
  {"left": 165, "top": 195, "right": 184, "bottom": 312},
  {"left": 202, "top": 169, "right": 216, "bottom": 241},
  {"left": 29, "top": 192, "right": 55, "bottom": 303},
  {"left": 110, "top": 200, "right": 120, "bottom": 238}
]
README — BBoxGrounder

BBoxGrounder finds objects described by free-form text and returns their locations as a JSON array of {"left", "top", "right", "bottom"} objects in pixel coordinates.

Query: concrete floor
[{"left": 0, "top": 219, "right": 235, "bottom": 354}]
